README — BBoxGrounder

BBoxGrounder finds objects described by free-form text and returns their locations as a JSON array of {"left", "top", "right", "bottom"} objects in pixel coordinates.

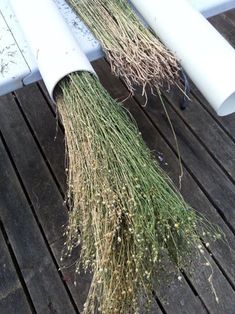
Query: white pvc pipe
[
  {"left": 131, "top": 0, "right": 235, "bottom": 116},
  {"left": 9, "top": 0, "right": 96, "bottom": 101}
]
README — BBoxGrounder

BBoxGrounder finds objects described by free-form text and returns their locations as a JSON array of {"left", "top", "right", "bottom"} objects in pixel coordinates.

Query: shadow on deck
[{"left": 0, "top": 10, "right": 235, "bottom": 314}]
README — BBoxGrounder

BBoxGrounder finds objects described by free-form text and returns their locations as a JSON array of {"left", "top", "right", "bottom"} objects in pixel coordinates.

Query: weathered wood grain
[
  {"left": 163, "top": 86, "right": 235, "bottom": 182},
  {"left": 0, "top": 93, "right": 87, "bottom": 312},
  {"left": 0, "top": 93, "right": 67, "bottom": 245},
  {"left": 15, "top": 85, "right": 66, "bottom": 190}
]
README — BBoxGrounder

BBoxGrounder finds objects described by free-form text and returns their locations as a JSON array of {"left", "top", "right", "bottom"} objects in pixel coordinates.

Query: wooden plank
[
  {"left": 210, "top": 11, "right": 235, "bottom": 45},
  {"left": 93, "top": 59, "right": 235, "bottom": 313},
  {"left": 0, "top": 93, "right": 67, "bottom": 245},
  {"left": 15, "top": 85, "right": 66, "bottom": 190},
  {"left": 0, "top": 228, "right": 32, "bottom": 314},
  {"left": 0, "top": 135, "right": 76, "bottom": 313},
  {"left": 0, "top": 92, "right": 89, "bottom": 311},
  {"left": 189, "top": 82, "right": 235, "bottom": 143},
  {"left": 223, "top": 8, "right": 235, "bottom": 27},
  {"left": 153, "top": 261, "right": 207, "bottom": 314},
  {"left": 163, "top": 84, "right": 235, "bottom": 182}
]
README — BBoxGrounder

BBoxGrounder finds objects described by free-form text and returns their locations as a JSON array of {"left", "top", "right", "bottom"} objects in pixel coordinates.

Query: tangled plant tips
[
  {"left": 67, "top": 0, "right": 180, "bottom": 94},
  {"left": 55, "top": 72, "right": 220, "bottom": 314}
]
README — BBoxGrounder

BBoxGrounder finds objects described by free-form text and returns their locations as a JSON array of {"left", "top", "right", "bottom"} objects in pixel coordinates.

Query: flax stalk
[
  {"left": 55, "top": 72, "right": 219, "bottom": 314},
  {"left": 67, "top": 0, "right": 180, "bottom": 94}
]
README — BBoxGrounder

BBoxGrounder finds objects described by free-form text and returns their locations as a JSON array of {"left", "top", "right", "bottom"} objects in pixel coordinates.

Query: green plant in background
[
  {"left": 67, "top": 0, "right": 180, "bottom": 94},
  {"left": 56, "top": 72, "right": 219, "bottom": 314}
]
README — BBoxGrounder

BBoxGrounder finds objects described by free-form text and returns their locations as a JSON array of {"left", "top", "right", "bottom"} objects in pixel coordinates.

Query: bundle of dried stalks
[
  {"left": 68, "top": 0, "right": 180, "bottom": 94},
  {"left": 55, "top": 72, "right": 219, "bottom": 314}
]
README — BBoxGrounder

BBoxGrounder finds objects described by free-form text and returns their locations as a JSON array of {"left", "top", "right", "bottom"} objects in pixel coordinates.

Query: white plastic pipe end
[
  {"left": 9, "top": 0, "right": 96, "bottom": 102},
  {"left": 218, "top": 92, "right": 235, "bottom": 116},
  {"left": 130, "top": 0, "right": 235, "bottom": 116}
]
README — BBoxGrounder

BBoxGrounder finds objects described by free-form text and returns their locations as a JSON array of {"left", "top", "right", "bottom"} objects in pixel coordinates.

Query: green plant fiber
[
  {"left": 55, "top": 72, "right": 218, "bottom": 314},
  {"left": 67, "top": 0, "right": 180, "bottom": 94}
]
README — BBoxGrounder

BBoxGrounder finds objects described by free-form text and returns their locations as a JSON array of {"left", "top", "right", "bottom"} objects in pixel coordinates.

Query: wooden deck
[{"left": 0, "top": 10, "right": 235, "bottom": 314}]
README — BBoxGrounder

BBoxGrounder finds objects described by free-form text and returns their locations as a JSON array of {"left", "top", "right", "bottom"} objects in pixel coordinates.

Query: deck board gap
[{"left": 152, "top": 291, "right": 168, "bottom": 314}]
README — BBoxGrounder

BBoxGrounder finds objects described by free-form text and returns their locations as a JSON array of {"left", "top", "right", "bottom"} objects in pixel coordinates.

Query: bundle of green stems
[{"left": 55, "top": 72, "right": 218, "bottom": 313}]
